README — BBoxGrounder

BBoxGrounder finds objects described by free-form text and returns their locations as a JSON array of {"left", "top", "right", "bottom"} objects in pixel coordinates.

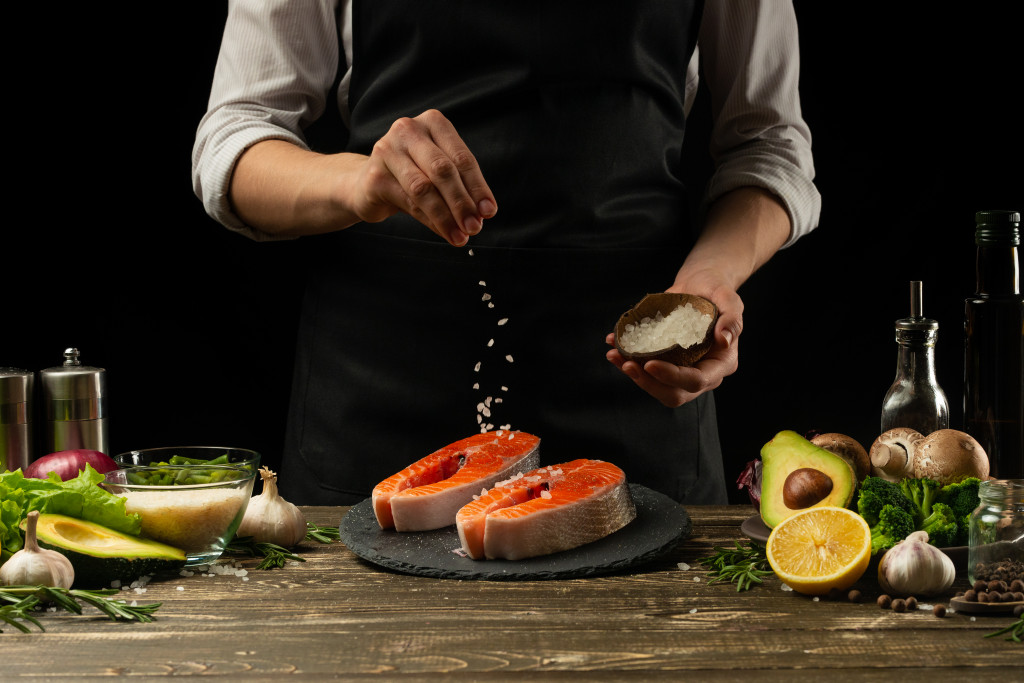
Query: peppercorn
[
  {"left": 933, "top": 604, "right": 946, "bottom": 618},
  {"left": 847, "top": 589, "right": 862, "bottom": 603},
  {"left": 964, "top": 589, "right": 977, "bottom": 602},
  {"left": 877, "top": 594, "right": 892, "bottom": 609},
  {"left": 1011, "top": 579, "right": 1024, "bottom": 593},
  {"left": 978, "top": 591, "right": 991, "bottom": 603},
  {"left": 973, "top": 579, "right": 988, "bottom": 592},
  {"left": 1014, "top": 605, "right": 1024, "bottom": 618},
  {"left": 905, "top": 596, "right": 918, "bottom": 611},
  {"left": 891, "top": 599, "right": 906, "bottom": 613}
]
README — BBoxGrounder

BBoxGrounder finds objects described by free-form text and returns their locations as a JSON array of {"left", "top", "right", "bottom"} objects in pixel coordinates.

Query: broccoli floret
[
  {"left": 898, "top": 477, "right": 942, "bottom": 525},
  {"left": 857, "top": 476, "right": 915, "bottom": 526},
  {"left": 921, "top": 502, "right": 959, "bottom": 548},
  {"left": 870, "top": 504, "right": 915, "bottom": 555},
  {"left": 937, "top": 477, "right": 981, "bottom": 545}
]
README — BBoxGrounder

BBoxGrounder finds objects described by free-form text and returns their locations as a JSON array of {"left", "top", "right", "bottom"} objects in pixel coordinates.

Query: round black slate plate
[
  {"left": 338, "top": 484, "right": 691, "bottom": 580},
  {"left": 740, "top": 514, "right": 969, "bottom": 574}
]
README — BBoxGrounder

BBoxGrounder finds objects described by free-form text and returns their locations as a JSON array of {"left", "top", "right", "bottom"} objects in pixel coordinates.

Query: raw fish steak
[
  {"left": 372, "top": 431, "right": 540, "bottom": 531},
  {"left": 455, "top": 459, "right": 637, "bottom": 560}
]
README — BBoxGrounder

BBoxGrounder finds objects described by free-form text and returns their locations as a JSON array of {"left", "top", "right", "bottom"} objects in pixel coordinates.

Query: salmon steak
[
  {"left": 372, "top": 431, "right": 541, "bottom": 531},
  {"left": 455, "top": 459, "right": 637, "bottom": 560}
]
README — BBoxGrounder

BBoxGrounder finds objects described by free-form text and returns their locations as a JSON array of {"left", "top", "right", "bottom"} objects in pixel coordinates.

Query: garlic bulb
[
  {"left": 0, "top": 511, "right": 75, "bottom": 589},
  {"left": 236, "top": 467, "right": 307, "bottom": 547},
  {"left": 877, "top": 530, "right": 955, "bottom": 597}
]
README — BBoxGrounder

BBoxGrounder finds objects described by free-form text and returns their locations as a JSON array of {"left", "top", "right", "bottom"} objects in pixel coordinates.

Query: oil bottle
[
  {"left": 964, "top": 209, "right": 1023, "bottom": 479},
  {"left": 881, "top": 280, "right": 949, "bottom": 436}
]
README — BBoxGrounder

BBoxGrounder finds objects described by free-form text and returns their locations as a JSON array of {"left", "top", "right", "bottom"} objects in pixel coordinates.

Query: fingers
[
  {"left": 367, "top": 110, "right": 496, "bottom": 246},
  {"left": 605, "top": 317, "right": 740, "bottom": 408}
]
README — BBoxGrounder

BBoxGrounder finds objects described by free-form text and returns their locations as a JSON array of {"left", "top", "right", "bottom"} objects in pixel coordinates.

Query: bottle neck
[
  {"left": 894, "top": 329, "right": 938, "bottom": 380},
  {"left": 975, "top": 243, "right": 1020, "bottom": 297}
]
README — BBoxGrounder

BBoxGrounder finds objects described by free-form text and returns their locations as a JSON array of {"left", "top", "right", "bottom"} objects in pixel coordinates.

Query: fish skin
[
  {"left": 455, "top": 459, "right": 636, "bottom": 560},
  {"left": 372, "top": 431, "right": 540, "bottom": 531}
]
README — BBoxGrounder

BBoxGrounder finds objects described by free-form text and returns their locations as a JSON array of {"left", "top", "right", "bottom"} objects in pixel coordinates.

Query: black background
[{"left": 5, "top": 3, "right": 1021, "bottom": 503}]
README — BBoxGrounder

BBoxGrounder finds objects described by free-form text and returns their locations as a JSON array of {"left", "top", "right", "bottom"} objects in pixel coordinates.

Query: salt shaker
[
  {"left": 0, "top": 367, "right": 34, "bottom": 471},
  {"left": 39, "top": 348, "right": 109, "bottom": 455},
  {"left": 880, "top": 281, "right": 950, "bottom": 436}
]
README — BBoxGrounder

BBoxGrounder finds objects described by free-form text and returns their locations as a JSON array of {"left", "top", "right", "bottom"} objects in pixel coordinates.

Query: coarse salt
[
  {"left": 498, "top": 318, "right": 508, "bottom": 326},
  {"left": 505, "top": 355, "right": 514, "bottom": 363},
  {"left": 482, "top": 293, "right": 492, "bottom": 302},
  {"left": 487, "top": 338, "right": 494, "bottom": 347},
  {"left": 618, "top": 303, "right": 712, "bottom": 353}
]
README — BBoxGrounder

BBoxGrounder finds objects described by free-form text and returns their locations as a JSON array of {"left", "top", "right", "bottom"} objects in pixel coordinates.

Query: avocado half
[
  {"left": 759, "top": 430, "right": 857, "bottom": 528},
  {"left": 24, "top": 513, "right": 186, "bottom": 588}
]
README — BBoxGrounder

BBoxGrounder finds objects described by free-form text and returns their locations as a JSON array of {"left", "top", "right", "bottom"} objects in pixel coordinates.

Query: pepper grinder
[
  {"left": 0, "top": 367, "right": 34, "bottom": 471},
  {"left": 880, "top": 281, "right": 950, "bottom": 436},
  {"left": 40, "top": 348, "right": 109, "bottom": 455}
]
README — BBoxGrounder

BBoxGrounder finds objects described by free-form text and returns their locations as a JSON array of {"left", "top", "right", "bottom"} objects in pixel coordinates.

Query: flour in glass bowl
[{"left": 120, "top": 488, "right": 250, "bottom": 554}]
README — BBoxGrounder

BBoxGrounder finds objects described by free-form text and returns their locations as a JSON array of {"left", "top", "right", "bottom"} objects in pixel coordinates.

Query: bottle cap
[{"left": 975, "top": 209, "right": 1020, "bottom": 247}]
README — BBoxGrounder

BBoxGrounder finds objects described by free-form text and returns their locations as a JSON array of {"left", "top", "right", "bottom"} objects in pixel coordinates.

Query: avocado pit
[{"left": 782, "top": 467, "right": 834, "bottom": 510}]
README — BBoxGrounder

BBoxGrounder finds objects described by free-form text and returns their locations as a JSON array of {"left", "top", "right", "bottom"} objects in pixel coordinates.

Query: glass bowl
[
  {"left": 114, "top": 446, "right": 261, "bottom": 473},
  {"left": 103, "top": 464, "right": 257, "bottom": 566}
]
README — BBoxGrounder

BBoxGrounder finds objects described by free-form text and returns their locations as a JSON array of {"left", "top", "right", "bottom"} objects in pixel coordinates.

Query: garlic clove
[
  {"left": 0, "top": 511, "right": 75, "bottom": 589},
  {"left": 877, "top": 530, "right": 955, "bottom": 598},
  {"left": 236, "top": 467, "right": 307, "bottom": 548}
]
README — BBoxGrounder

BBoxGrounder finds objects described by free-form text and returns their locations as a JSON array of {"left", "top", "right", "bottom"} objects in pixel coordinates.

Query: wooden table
[{"left": 6, "top": 506, "right": 1021, "bottom": 680}]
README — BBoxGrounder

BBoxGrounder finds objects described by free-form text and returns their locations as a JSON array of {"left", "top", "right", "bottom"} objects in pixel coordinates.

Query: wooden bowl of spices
[{"left": 614, "top": 293, "right": 718, "bottom": 366}]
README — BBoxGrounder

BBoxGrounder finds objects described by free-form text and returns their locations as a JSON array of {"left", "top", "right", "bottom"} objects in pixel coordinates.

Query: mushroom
[
  {"left": 869, "top": 428, "right": 923, "bottom": 481},
  {"left": 811, "top": 433, "right": 871, "bottom": 481},
  {"left": 913, "top": 429, "right": 989, "bottom": 484}
]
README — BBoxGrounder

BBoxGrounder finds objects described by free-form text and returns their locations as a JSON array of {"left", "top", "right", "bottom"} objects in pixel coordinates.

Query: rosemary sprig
[
  {"left": 984, "top": 614, "right": 1023, "bottom": 643},
  {"left": 1, "top": 585, "right": 161, "bottom": 633},
  {"left": 225, "top": 536, "right": 307, "bottom": 570},
  {"left": 696, "top": 540, "right": 773, "bottom": 592},
  {"left": 306, "top": 522, "right": 340, "bottom": 544}
]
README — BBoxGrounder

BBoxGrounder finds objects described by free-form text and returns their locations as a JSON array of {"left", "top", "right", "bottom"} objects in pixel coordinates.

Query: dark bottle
[
  {"left": 881, "top": 281, "right": 950, "bottom": 436},
  {"left": 964, "top": 209, "right": 1024, "bottom": 479}
]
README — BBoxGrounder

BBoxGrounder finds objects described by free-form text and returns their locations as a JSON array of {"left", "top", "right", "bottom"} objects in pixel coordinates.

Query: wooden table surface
[{"left": 5, "top": 505, "right": 1021, "bottom": 680}]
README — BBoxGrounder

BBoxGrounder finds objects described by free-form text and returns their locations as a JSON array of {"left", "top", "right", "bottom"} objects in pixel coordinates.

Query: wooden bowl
[{"left": 613, "top": 293, "right": 719, "bottom": 366}]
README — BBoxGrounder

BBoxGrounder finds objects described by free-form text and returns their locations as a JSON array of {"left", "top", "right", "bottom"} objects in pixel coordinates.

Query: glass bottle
[
  {"left": 881, "top": 281, "right": 949, "bottom": 435},
  {"left": 968, "top": 479, "right": 1024, "bottom": 586},
  {"left": 964, "top": 209, "right": 1024, "bottom": 480}
]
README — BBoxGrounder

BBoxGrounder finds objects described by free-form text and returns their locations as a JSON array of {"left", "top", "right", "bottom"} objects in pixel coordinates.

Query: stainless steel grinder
[
  {"left": 40, "top": 348, "right": 109, "bottom": 455},
  {"left": 0, "top": 367, "right": 34, "bottom": 471}
]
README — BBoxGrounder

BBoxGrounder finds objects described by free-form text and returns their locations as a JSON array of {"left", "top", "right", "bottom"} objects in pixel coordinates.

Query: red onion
[
  {"left": 23, "top": 449, "right": 119, "bottom": 481},
  {"left": 736, "top": 459, "right": 762, "bottom": 510}
]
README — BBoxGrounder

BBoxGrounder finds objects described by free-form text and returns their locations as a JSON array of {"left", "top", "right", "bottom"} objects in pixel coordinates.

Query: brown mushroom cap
[
  {"left": 913, "top": 429, "right": 990, "bottom": 484},
  {"left": 869, "top": 428, "right": 924, "bottom": 482},
  {"left": 811, "top": 433, "right": 871, "bottom": 481}
]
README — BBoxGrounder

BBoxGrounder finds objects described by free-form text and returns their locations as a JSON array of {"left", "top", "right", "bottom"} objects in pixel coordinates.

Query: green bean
[{"left": 126, "top": 472, "right": 149, "bottom": 485}]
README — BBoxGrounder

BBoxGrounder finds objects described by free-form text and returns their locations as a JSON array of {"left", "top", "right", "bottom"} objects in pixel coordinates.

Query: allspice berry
[
  {"left": 877, "top": 594, "right": 892, "bottom": 609},
  {"left": 933, "top": 604, "right": 947, "bottom": 618}
]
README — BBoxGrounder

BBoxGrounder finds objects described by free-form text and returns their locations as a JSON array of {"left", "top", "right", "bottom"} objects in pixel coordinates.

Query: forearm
[
  {"left": 674, "top": 187, "right": 791, "bottom": 292},
  {"left": 229, "top": 139, "right": 365, "bottom": 238}
]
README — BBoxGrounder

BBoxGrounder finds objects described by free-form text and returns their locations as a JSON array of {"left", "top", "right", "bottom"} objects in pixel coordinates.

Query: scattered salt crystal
[
  {"left": 131, "top": 600, "right": 138, "bottom": 607},
  {"left": 540, "top": 490, "right": 552, "bottom": 499},
  {"left": 452, "top": 548, "right": 469, "bottom": 558},
  {"left": 481, "top": 488, "right": 488, "bottom": 496},
  {"left": 498, "top": 318, "right": 508, "bottom": 326},
  {"left": 242, "top": 576, "right": 249, "bottom": 581},
  {"left": 812, "top": 597, "right": 820, "bottom": 602},
  {"left": 496, "top": 430, "right": 504, "bottom": 437},
  {"left": 508, "top": 433, "right": 514, "bottom": 440},
  {"left": 970, "top": 616, "right": 976, "bottom": 622},
  {"left": 505, "top": 355, "right": 514, "bottom": 363},
  {"left": 917, "top": 603, "right": 933, "bottom": 611},
  {"left": 485, "top": 397, "right": 492, "bottom": 407},
  {"left": 780, "top": 583, "right": 793, "bottom": 592},
  {"left": 110, "top": 580, "right": 121, "bottom": 589},
  {"left": 693, "top": 577, "right": 701, "bottom": 583},
  {"left": 689, "top": 608, "right": 698, "bottom": 614},
  {"left": 176, "top": 586, "right": 184, "bottom": 591},
  {"left": 134, "top": 588, "right": 147, "bottom": 594},
  {"left": 677, "top": 562, "right": 691, "bottom": 571}
]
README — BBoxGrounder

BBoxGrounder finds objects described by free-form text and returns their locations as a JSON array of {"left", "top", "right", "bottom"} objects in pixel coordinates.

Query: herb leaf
[
  {"left": 305, "top": 522, "right": 340, "bottom": 544},
  {"left": 696, "top": 540, "right": 773, "bottom": 592},
  {"left": 225, "top": 536, "right": 307, "bottom": 569},
  {"left": 1, "top": 585, "right": 161, "bottom": 633},
  {"left": 985, "top": 615, "right": 1023, "bottom": 643}
]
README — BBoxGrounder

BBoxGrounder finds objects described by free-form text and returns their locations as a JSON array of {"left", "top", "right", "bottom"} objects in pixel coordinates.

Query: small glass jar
[{"left": 968, "top": 479, "right": 1024, "bottom": 586}]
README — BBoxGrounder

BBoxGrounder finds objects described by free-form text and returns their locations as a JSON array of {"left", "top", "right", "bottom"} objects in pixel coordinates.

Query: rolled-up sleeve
[
  {"left": 697, "top": 0, "right": 822, "bottom": 246},
  {"left": 191, "top": 0, "right": 341, "bottom": 240}
]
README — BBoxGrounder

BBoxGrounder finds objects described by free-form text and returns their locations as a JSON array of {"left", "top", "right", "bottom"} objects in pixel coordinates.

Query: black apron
[{"left": 279, "top": 0, "right": 726, "bottom": 506}]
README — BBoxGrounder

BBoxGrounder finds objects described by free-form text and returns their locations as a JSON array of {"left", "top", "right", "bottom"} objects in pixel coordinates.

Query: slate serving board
[{"left": 338, "top": 484, "right": 691, "bottom": 580}]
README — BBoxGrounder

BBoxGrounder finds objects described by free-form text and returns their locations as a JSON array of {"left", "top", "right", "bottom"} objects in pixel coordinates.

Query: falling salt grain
[
  {"left": 474, "top": 361, "right": 481, "bottom": 372},
  {"left": 505, "top": 355, "right": 514, "bottom": 363},
  {"left": 498, "top": 318, "right": 508, "bottom": 326},
  {"left": 487, "top": 339, "right": 494, "bottom": 347},
  {"left": 501, "top": 386, "right": 508, "bottom": 392},
  {"left": 479, "top": 280, "right": 487, "bottom": 287},
  {"left": 482, "top": 293, "right": 492, "bottom": 302},
  {"left": 473, "top": 382, "right": 479, "bottom": 390},
  {"left": 468, "top": 249, "right": 474, "bottom": 256}
]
